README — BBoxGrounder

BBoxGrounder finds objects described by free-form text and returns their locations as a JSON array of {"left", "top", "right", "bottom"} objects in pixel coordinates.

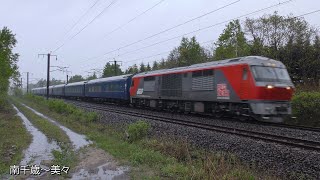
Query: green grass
[
  {"left": 11, "top": 98, "right": 70, "bottom": 145},
  {"left": 0, "top": 101, "right": 31, "bottom": 176},
  {"left": 17, "top": 95, "right": 276, "bottom": 179}
]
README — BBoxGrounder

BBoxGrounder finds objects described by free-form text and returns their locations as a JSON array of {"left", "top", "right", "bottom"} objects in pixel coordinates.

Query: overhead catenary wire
[
  {"left": 79, "top": 0, "right": 294, "bottom": 68},
  {"left": 80, "top": 5, "right": 320, "bottom": 75},
  {"left": 82, "top": 0, "right": 241, "bottom": 62},
  {"left": 83, "top": 39, "right": 215, "bottom": 74},
  {"left": 122, "top": 9, "right": 320, "bottom": 68},
  {"left": 103, "top": 0, "right": 166, "bottom": 39},
  {"left": 53, "top": 0, "right": 102, "bottom": 49},
  {"left": 52, "top": 0, "right": 118, "bottom": 53},
  {"left": 125, "top": 39, "right": 215, "bottom": 64}
]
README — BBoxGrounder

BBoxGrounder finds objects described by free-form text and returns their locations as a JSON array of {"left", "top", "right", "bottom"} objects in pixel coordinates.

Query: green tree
[
  {"left": 245, "top": 12, "right": 318, "bottom": 83},
  {"left": 215, "top": 19, "right": 249, "bottom": 60},
  {"left": 0, "top": 27, "right": 19, "bottom": 107},
  {"left": 146, "top": 63, "right": 151, "bottom": 71},
  {"left": 51, "top": 78, "right": 64, "bottom": 85},
  {"left": 178, "top": 36, "right": 209, "bottom": 66},
  {"left": 87, "top": 72, "right": 97, "bottom": 80},
  {"left": 68, "top": 75, "right": 85, "bottom": 83},
  {"left": 102, "top": 62, "right": 123, "bottom": 77},
  {"left": 152, "top": 61, "right": 159, "bottom": 70},
  {"left": 159, "top": 59, "right": 166, "bottom": 69},
  {"left": 35, "top": 79, "right": 46, "bottom": 87},
  {"left": 139, "top": 62, "right": 146, "bottom": 72},
  {"left": 313, "top": 35, "right": 320, "bottom": 82},
  {"left": 166, "top": 37, "right": 209, "bottom": 68}
]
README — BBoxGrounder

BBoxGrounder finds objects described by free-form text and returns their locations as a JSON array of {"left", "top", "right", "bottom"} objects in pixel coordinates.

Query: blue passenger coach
[
  {"left": 65, "top": 81, "right": 86, "bottom": 98},
  {"left": 52, "top": 84, "right": 65, "bottom": 97},
  {"left": 85, "top": 74, "right": 132, "bottom": 103}
]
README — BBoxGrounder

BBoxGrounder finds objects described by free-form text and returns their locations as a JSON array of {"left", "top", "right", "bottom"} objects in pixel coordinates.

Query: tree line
[
  {"left": 99, "top": 12, "right": 319, "bottom": 85},
  {"left": 32, "top": 12, "right": 319, "bottom": 86},
  {"left": 0, "top": 27, "right": 19, "bottom": 108}
]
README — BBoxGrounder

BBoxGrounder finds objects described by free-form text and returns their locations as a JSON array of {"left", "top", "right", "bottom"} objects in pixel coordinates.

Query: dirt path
[
  {"left": 13, "top": 105, "right": 60, "bottom": 178},
  {"left": 22, "top": 103, "right": 91, "bottom": 150},
  {"left": 14, "top": 103, "right": 130, "bottom": 179}
]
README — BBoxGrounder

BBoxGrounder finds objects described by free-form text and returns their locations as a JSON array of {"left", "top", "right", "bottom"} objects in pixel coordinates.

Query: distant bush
[
  {"left": 48, "top": 100, "right": 68, "bottom": 114},
  {"left": 127, "top": 121, "right": 150, "bottom": 142},
  {"left": 291, "top": 91, "right": 320, "bottom": 127}
]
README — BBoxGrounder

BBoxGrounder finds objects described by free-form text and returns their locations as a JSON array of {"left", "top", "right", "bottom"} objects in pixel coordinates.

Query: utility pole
[
  {"left": 65, "top": 70, "right": 72, "bottom": 84},
  {"left": 38, "top": 53, "right": 57, "bottom": 100},
  {"left": 109, "top": 59, "right": 122, "bottom": 76},
  {"left": 22, "top": 72, "right": 31, "bottom": 93},
  {"left": 27, "top": 72, "right": 29, "bottom": 93}
]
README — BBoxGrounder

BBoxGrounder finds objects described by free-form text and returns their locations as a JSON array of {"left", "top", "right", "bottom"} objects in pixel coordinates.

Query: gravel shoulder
[{"left": 71, "top": 101, "right": 320, "bottom": 143}]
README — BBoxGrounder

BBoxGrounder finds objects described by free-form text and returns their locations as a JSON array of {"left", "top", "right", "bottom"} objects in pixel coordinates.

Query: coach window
[{"left": 242, "top": 68, "right": 248, "bottom": 80}]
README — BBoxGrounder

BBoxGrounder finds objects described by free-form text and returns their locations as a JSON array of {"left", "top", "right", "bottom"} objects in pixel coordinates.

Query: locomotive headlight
[
  {"left": 266, "top": 85, "right": 274, "bottom": 89},
  {"left": 286, "top": 86, "right": 291, "bottom": 90}
]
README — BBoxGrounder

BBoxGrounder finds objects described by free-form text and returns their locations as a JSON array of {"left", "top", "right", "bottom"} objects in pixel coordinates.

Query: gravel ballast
[{"left": 68, "top": 100, "right": 320, "bottom": 179}]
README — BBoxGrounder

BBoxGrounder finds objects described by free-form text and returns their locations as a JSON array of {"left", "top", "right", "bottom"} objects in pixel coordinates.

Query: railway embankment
[
  {"left": 14, "top": 94, "right": 276, "bottom": 179},
  {"left": 69, "top": 99, "right": 320, "bottom": 179}
]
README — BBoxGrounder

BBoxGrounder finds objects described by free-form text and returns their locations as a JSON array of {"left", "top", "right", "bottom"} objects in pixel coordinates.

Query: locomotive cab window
[{"left": 251, "top": 66, "right": 290, "bottom": 82}]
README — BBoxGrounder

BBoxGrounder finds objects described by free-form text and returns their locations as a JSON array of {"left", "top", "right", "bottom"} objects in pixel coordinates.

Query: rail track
[
  {"left": 68, "top": 100, "right": 320, "bottom": 152},
  {"left": 64, "top": 99, "right": 320, "bottom": 133},
  {"left": 257, "top": 121, "right": 320, "bottom": 133}
]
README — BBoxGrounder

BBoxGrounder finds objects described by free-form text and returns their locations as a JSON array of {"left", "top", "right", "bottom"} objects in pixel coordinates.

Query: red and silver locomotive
[{"left": 130, "top": 56, "right": 294, "bottom": 122}]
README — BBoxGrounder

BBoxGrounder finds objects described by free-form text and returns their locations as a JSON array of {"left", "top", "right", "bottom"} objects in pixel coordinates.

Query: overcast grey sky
[{"left": 0, "top": 0, "right": 319, "bottom": 85}]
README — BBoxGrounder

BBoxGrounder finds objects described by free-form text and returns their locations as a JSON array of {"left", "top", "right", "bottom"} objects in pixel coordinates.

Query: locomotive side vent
[
  {"left": 161, "top": 74, "right": 182, "bottom": 97},
  {"left": 192, "top": 70, "right": 214, "bottom": 91}
]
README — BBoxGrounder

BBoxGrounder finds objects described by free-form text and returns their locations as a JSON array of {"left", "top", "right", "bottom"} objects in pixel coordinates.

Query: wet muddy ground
[{"left": 11, "top": 104, "right": 130, "bottom": 180}]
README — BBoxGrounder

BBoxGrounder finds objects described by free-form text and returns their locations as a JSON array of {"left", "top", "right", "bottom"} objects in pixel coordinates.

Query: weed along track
[
  {"left": 69, "top": 100, "right": 320, "bottom": 152},
  {"left": 10, "top": 99, "right": 130, "bottom": 179},
  {"left": 65, "top": 99, "right": 320, "bottom": 179}
]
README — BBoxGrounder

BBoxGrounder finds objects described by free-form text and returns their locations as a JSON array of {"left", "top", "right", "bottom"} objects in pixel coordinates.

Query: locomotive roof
[
  {"left": 86, "top": 74, "right": 132, "bottom": 84},
  {"left": 133, "top": 56, "right": 285, "bottom": 77}
]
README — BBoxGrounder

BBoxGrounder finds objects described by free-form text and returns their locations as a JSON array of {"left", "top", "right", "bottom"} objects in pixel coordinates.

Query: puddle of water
[
  {"left": 21, "top": 103, "right": 91, "bottom": 150},
  {"left": 71, "top": 163, "right": 129, "bottom": 180},
  {"left": 12, "top": 105, "right": 60, "bottom": 166}
]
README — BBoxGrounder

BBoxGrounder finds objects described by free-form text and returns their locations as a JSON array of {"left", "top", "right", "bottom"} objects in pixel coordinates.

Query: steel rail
[{"left": 68, "top": 100, "right": 320, "bottom": 151}]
